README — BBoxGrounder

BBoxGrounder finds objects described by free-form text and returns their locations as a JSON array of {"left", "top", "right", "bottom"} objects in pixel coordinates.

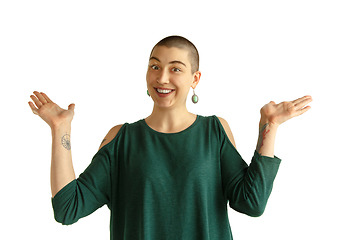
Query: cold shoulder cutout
[
  {"left": 217, "top": 116, "right": 237, "bottom": 149},
  {"left": 98, "top": 124, "right": 123, "bottom": 150}
]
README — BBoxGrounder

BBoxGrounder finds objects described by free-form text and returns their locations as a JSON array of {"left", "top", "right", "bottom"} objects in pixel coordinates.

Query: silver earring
[{"left": 191, "top": 89, "right": 198, "bottom": 104}]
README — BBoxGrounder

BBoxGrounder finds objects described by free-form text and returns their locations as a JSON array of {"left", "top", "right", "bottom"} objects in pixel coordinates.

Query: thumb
[{"left": 68, "top": 103, "right": 75, "bottom": 111}]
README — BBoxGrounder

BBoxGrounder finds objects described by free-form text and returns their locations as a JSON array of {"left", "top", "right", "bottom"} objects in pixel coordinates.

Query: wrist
[
  {"left": 51, "top": 122, "right": 71, "bottom": 135},
  {"left": 259, "top": 117, "right": 279, "bottom": 130}
]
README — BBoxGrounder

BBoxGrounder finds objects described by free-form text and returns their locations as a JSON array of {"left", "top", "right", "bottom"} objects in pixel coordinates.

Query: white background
[{"left": 1, "top": 0, "right": 359, "bottom": 239}]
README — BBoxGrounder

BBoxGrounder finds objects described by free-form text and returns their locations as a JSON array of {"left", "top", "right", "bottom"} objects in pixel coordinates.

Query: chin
[{"left": 154, "top": 100, "right": 175, "bottom": 109}]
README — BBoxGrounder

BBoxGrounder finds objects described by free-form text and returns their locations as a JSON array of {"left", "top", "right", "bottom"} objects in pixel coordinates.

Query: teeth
[{"left": 156, "top": 89, "right": 172, "bottom": 94}]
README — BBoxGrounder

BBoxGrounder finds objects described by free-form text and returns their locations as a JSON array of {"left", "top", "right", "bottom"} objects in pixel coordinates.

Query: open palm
[
  {"left": 29, "top": 91, "right": 75, "bottom": 128},
  {"left": 260, "top": 95, "right": 312, "bottom": 126}
]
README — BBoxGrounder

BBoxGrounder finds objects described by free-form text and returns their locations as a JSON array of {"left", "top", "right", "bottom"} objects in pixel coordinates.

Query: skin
[
  {"left": 28, "top": 46, "right": 312, "bottom": 197},
  {"left": 29, "top": 92, "right": 75, "bottom": 197},
  {"left": 255, "top": 96, "right": 313, "bottom": 157},
  {"left": 144, "top": 46, "right": 201, "bottom": 133}
]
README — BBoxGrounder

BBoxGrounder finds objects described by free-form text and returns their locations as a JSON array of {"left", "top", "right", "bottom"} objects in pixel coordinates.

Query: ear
[{"left": 191, "top": 71, "right": 201, "bottom": 89}]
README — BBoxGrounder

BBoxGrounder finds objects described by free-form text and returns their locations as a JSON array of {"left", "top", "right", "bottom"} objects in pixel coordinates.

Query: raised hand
[
  {"left": 28, "top": 91, "right": 75, "bottom": 129},
  {"left": 260, "top": 95, "right": 313, "bottom": 126}
]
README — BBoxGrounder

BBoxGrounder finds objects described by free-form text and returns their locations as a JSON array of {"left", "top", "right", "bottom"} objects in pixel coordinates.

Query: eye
[
  {"left": 150, "top": 65, "right": 159, "bottom": 70},
  {"left": 172, "top": 67, "right": 181, "bottom": 72}
]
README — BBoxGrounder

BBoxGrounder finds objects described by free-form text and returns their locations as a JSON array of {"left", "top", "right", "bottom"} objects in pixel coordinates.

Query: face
[{"left": 146, "top": 46, "right": 201, "bottom": 109}]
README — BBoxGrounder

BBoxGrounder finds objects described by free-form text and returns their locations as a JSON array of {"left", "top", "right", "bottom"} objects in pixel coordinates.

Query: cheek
[
  {"left": 173, "top": 77, "right": 192, "bottom": 91},
  {"left": 146, "top": 71, "right": 156, "bottom": 83}
]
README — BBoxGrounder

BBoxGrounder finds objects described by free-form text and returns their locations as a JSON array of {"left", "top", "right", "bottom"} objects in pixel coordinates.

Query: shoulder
[
  {"left": 98, "top": 124, "right": 124, "bottom": 150},
  {"left": 216, "top": 116, "right": 237, "bottom": 149}
]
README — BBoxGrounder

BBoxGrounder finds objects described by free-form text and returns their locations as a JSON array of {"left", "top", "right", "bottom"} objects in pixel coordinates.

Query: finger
[
  {"left": 296, "top": 105, "right": 311, "bottom": 117},
  {"left": 41, "top": 92, "right": 53, "bottom": 103},
  {"left": 68, "top": 103, "right": 75, "bottom": 111},
  {"left": 30, "top": 94, "right": 43, "bottom": 108},
  {"left": 33, "top": 91, "right": 48, "bottom": 105},
  {"left": 28, "top": 101, "right": 39, "bottom": 115},
  {"left": 292, "top": 95, "right": 312, "bottom": 106},
  {"left": 295, "top": 97, "right": 313, "bottom": 110},
  {"left": 292, "top": 95, "right": 310, "bottom": 105}
]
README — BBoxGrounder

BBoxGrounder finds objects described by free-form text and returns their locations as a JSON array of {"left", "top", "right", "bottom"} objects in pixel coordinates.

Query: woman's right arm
[
  {"left": 50, "top": 123, "right": 76, "bottom": 198},
  {"left": 29, "top": 91, "right": 76, "bottom": 197}
]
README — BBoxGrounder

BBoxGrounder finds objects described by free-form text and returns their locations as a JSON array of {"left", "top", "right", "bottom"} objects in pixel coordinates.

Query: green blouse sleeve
[
  {"left": 216, "top": 117, "right": 281, "bottom": 217},
  {"left": 51, "top": 144, "right": 112, "bottom": 225}
]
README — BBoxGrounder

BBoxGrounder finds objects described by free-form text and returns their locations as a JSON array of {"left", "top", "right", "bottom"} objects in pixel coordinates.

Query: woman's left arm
[{"left": 256, "top": 95, "right": 313, "bottom": 158}]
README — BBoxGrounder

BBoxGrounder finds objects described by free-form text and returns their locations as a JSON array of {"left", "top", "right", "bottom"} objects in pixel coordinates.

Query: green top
[{"left": 52, "top": 115, "right": 281, "bottom": 240}]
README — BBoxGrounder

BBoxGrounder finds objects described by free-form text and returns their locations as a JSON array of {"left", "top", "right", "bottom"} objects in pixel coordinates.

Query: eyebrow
[{"left": 149, "top": 57, "right": 187, "bottom": 67}]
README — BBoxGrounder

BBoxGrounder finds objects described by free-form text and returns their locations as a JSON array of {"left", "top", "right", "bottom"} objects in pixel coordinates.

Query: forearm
[
  {"left": 51, "top": 123, "right": 76, "bottom": 198},
  {"left": 255, "top": 118, "right": 278, "bottom": 158}
]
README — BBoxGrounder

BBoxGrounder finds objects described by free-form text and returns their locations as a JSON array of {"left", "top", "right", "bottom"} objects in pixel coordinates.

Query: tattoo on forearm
[
  {"left": 61, "top": 133, "right": 71, "bottom": 150},
  {"left": 256, "top": 123, "right": 270, "bottom": 152}
]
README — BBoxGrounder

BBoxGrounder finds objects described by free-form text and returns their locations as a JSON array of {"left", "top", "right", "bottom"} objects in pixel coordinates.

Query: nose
[{"left": 157, "top": 70, "right": 170, "bottom": 84}]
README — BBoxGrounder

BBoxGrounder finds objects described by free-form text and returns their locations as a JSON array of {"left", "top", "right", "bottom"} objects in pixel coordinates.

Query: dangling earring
[
  {"left": 147, "top": 90, "right": 150, "bottom": 96},
  {"left": 191, "top": 89, "right": 198, "bottom": 104}
]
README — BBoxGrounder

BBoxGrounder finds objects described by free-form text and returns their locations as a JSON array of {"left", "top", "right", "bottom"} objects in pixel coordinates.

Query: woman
[{"left": 29, "top": 36, "right": 312, "bottom": 240}]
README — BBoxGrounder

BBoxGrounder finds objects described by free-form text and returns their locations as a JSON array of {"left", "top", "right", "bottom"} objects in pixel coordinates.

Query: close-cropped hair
[{"left": 150, "top": 36, "right": 200, "bottom": 74}]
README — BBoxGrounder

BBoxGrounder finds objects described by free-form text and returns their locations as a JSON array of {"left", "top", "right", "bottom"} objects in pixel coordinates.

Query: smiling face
[{"left": 146, "top": 46, "right": 201, "bottom": 109}]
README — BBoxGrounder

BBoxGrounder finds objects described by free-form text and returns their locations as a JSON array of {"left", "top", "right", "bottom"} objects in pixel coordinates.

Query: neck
[{"left": 145, "top": 105, "right": 196, "bottom": 133}]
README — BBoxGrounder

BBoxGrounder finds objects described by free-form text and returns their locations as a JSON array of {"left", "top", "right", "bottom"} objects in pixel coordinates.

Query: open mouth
[{"left": 155, "top": 88, "right": 175, "bottom": 94}]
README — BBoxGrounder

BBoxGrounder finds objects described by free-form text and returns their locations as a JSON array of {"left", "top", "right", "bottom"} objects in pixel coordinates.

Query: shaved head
[{"left": 150, "top": 36, "right": 199, "bottom": 74}]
